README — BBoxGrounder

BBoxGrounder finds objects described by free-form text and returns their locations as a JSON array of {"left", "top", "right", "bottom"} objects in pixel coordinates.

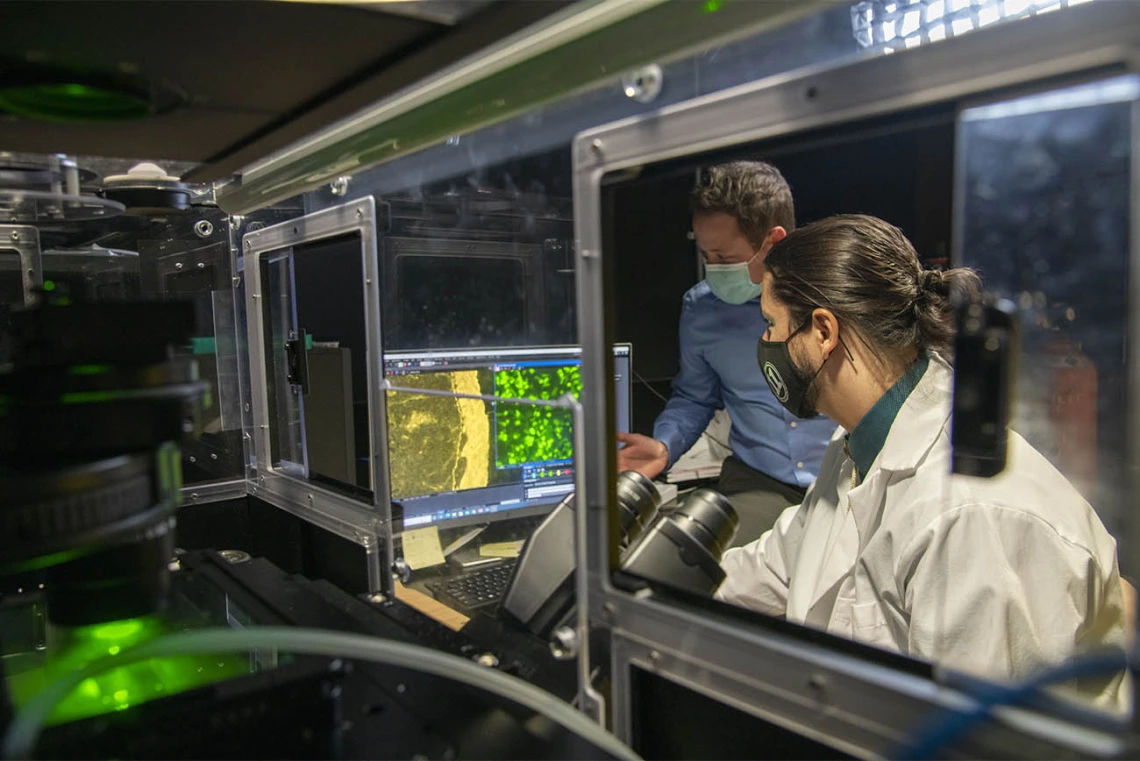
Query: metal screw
[
  {"left": 245, "top": 240, "right": 251, "bottom": 250},
  {"left": 175, "top": 262, "right": 184, "bottom": 270},
  {"left": 649, "top": 650, "right": 660, "bottom": 663},
  {"left": 210, "top": 453, "right": 218, "bottom": 460},
  {"left": 245, "top": 403, "right": 251, "bottom": 412},
  {"left": 549, "top": 626, "right": 579, "bottom": 660},
  {"left": 307, "top": 493, "right": 314, "bottom": 504},
  {"left": 194, "top": 219, "right": 215, "bottom": 238},
  {"left": 196, "top": 262, "right": 205, "bottom": 269},
  {"left": 591, "top": 139, "right": 604, "bottom": 156},
  {"left": 188, "top": 455, "right": 196, "bottom": 463},
  {"left": 232, "top": 276, "right": 241, "bottom": 287},
  {"left": 368, "top": 592, "right": 387, "bottom": 604},
  {"left": 10, "top": 231, "right": 18, "bottom": 241},
  {"left": 621, "top": 64, "right": 664, "bottom": 103},
  {"left": 356, "top": 209, "right": 364, "bottom": 220},
  {"left": 259, "top": 475, "right": 266, "bottom": 484},
  {"left": 807, "top": 673, "right": 828, "bottom": 702},
  {"left": 475, "top": 653, "right": 499, "bottom": 668},
  {"left": 602, "top": 601, "right": 616, "bottom": 618},
  {"left": 190, "top": 492, "right": 199, "bottom": 502},
  {"left": 330, "top": 176, "right": 351, "bottom": 197}
]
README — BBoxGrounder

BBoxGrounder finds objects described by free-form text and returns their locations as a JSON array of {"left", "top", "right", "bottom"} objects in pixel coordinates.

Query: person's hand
[{"left": 617, "top": 432, "right": 669, "bottom": 480}]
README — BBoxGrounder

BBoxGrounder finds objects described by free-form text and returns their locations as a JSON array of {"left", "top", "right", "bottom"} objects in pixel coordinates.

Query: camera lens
[
  {"left": 615, "top": 470, "right": 661, "bottom": 543},
  {"left": 673, "top": 488, "right": 739, "bottom": 558}
]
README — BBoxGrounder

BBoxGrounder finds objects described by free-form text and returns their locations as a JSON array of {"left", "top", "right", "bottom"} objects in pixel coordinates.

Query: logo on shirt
[{"left": 763, "top": 361, "right": 789, "bottom": 403}]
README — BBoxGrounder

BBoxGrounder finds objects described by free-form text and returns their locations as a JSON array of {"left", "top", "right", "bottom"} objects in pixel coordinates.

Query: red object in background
[{"left": 1043, "top": 336, "right": 1098, "bottom": 498}]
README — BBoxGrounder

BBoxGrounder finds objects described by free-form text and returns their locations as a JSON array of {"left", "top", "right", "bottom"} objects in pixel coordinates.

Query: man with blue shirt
[{"left": 617, "top": 161, "right": 836, "bottom": 544}]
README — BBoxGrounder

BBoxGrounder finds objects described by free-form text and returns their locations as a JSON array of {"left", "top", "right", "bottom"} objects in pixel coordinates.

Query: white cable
[{"left": 2, "top": 626, "right": 640, "bottom": 761}]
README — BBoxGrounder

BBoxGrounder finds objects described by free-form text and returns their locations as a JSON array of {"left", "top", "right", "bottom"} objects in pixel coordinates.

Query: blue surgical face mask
[{"left": 704, "top": 250, "right": 762, "bottom": 305}]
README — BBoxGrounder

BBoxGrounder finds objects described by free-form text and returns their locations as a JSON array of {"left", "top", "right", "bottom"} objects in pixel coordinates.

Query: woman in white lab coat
[{"left": 717, "top": 214, "right": 1126, "bottom": 705}]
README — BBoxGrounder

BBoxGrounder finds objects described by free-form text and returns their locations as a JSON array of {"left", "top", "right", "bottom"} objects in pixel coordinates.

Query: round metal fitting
[
  {"left": 193, "top": 219, "right": 215, "bottom": 238},
  {"left": 475, "top": 652, "right": 499, "bottom": 668},
  {"left": 330, "top": 176, "right": 351, "bottom": 197},
  {"left": 219, "top": 550, "right": 251, "bottom": 564},
  {"left": 549, "top": 626, "right": 579, "bottom": 660},
  {"left": 622, "top": 64, "right": 664, "bottom": 104}
]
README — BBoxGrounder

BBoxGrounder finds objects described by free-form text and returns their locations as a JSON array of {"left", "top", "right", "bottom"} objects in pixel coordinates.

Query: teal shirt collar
[{"left": 846, "top": 353, "right": 930, "bottom": 482}]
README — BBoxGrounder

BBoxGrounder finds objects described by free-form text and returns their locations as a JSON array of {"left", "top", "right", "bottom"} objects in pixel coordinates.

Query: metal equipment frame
[
  {"left": 0, "top": 224, "right": 42, "bottom": 305},
  {"left": 573, "top": 2, "right": 1140, "bottom": 754},
  {"left": 243, "top": 197, "right": 394, "bottom": 596}
]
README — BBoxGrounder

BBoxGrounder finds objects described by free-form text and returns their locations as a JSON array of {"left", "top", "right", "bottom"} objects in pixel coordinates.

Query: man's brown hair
[{"left": 689, "top": 161, "right": 796, "bottom": 248}]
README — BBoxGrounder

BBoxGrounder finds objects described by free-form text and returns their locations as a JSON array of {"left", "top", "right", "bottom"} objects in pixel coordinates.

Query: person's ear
[
  {"left": 767, "top": 226, "right": 787, "bottom": 246},
  {"left": 812, "top": 308, "right": 840, "bottom": 360}
]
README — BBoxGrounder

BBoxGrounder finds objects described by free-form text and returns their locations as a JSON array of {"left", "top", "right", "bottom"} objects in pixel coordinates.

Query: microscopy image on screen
[{"left": 493, "top": 364, "right": 581, "bottom": 469}]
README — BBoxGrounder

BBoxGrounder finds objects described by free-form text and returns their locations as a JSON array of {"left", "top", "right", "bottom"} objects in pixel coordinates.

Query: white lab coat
[{"left": 717, "top": 356, "right": 1127, "bottom": 706}]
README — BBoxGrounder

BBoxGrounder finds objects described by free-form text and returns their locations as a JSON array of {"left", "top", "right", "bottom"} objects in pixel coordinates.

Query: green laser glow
[
  {"left": 88, "top": 619, "right": 147, "bottom": 642},
  {"left": 42, "top": 280, "right": 55, "bottom": 292},
  {"left": 6, "top": 615, "right": 250, "bottom": 725},
  {"left": 66, "top": 364, "right": 112, "bottom": 376},
  {"left": 703, "top": 0, "right": 723, "bottom": 12},
  {"left": 0, "top": 83, "right": 150, "bottom": 124}
]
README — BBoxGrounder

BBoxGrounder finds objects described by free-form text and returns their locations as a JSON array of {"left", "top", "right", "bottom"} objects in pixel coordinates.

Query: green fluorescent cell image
[{"left": 494, "top": 364, "right": 582, "bottom": 469}]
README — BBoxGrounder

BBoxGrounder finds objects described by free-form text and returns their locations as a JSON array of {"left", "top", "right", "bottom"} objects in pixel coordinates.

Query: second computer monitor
[{"left": 384, "top": 345, "right": 631, "bottom": 530}]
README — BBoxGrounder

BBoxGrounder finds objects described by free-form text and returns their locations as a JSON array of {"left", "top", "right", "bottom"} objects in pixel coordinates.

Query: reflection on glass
[
  {"left": 378, "top": 150, "right": 576, "bottom": 351},
  {"left": 959, "top": 75, "right": 1136, "bottom": 541},
  {"left": 262, "top": 252, "right": 306, "bottom": 473},
  {"left": 42, "top": 248, "right": 140, "bottom": 303},
  {"left": 291, "top": 233, "right": 372, "bottom": 494}
]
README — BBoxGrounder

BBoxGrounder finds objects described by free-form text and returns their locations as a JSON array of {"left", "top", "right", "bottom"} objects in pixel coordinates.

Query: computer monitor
[{"left": 384, "top": 345, "right": 632, "bottom": 530}]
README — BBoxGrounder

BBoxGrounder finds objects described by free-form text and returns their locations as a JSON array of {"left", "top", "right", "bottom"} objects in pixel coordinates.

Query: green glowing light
[
  {"left": 0, "top": 82, "right": 150, "bottom": 124},
  {"left": 6, "top": 614, "right": 250, "bottom": 725},
  {"left": 67, "top": 364, "right": 112, "bottom": 376},
  {"left": 703, "top": 0, "right": 723, "bottom": 12},
  {"left": 42, "top": 280, "right": 55, "bottom": 292},
  {"left": 89, "top": 619, "right": 147, "bottom": 642}
]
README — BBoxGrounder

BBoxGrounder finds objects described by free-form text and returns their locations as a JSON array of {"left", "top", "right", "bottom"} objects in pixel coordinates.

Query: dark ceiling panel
[
  {"left": 0, "top": 0, "right": 567, "bottom": 178},
  {"left": 187, "top": 0, "right": 571, "bottom": 181},
  {"left": 0, "top": 110, "right": 277, "bottom": 162},
  {"left": 0, "top": 1, "right": 437, "bottom": 111}
]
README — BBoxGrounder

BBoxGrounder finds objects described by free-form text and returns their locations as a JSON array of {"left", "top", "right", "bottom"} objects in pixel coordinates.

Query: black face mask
[{"left": 757, "top": 318, "right": 826, "bottom": 419}]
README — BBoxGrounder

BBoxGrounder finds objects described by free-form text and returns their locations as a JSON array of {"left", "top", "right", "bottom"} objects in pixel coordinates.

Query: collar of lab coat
[
  {"left": 845, "top": 354, "right": 953, "bottom": 547},
  {"left": 871, "top": 353, "right": 953, "bottom": 475}
]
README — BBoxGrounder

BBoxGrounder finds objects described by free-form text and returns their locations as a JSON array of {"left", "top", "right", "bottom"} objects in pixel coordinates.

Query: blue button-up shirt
[{"left": 653, "top": 282, "right": 837, "bottom": 489}]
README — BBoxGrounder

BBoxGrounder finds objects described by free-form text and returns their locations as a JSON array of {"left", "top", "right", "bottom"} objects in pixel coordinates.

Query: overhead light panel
[{"left": 852, "top": 0, "right": 1099, "bottom": 53}]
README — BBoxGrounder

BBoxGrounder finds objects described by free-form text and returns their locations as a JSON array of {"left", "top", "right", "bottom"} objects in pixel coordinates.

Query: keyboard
[{"left": 425, "top": 559, "right": 518, "bottom": 615}]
